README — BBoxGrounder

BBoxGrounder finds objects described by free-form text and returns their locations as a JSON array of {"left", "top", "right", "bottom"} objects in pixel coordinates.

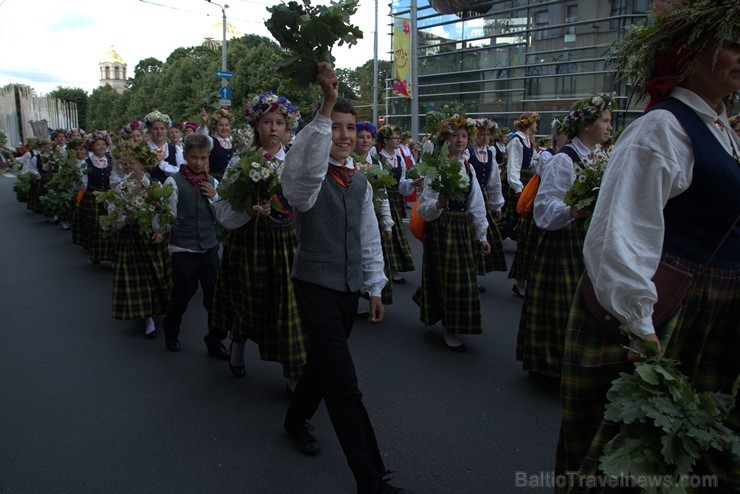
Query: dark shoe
[
  {"left": 440, "top": 335, "right": 467, "bottom": 353},
  {"left": 511, "top": 284, "right": 525, "bottom": 298},
  {"left": 373, "top": 478, "right": 412, "bottom": 494},
  {"left": 229, "top": 342, "right": 245, "bottom": 378},
  {"left": 478, "top": 285, "right": 486, "bottom": 293},
  {"left": 145, "top": 329, "right": 158, "bottom": 340},
  {"left": 391, "top": 276, "right": 407, "bottom": 284},
  {"left": 284, "top": 420, "right": 321, "bottom": 456},
  {"left": 356, "top": 311, "right": 371, "bottom": 319},
  {"left": 165, "top": 339, "right": 180, "bottom": 352},
  {"left": 208, "top": 342, "right": 230, "bottom": 361}
]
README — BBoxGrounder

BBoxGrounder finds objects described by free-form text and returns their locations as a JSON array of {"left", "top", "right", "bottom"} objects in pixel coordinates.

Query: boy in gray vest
[
  {"left": 162, "top": 134, "right": 229, "bottom": 359},
  {"left": 281, "top": 62, "right": 410, "bottom": 494}
]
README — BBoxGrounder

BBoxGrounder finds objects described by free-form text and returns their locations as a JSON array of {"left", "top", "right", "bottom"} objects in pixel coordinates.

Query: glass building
[{"left": 387, "top": 0, "right": 652, "bottom": 135}]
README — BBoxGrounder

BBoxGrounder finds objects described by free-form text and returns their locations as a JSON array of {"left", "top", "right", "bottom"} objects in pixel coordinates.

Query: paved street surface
[{"left": 0, "top": 174, "right": 560, "bottom": 493}]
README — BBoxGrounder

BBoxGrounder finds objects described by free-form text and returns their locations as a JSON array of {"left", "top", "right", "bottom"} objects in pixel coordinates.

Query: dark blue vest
[
  {"left": 468, "top": 146, "right": 493, "bottom": 190},
  {"left": 556, "top": 145, "right": 582, "bottom": 168},
  {"left": 209, "top": 136, "right": 233, "bottom": 178},
  {"left": 381, "top": 152, "right": 403, "bottom": 190},
  {"left": 85, "top": 156, "right": 111, "bottom": 191},
  {"left": 33, "top": 153, "right": 47, "bottom": 175},
  {"left": 150, "top": 144, "right": 177, "bottom": 184},
  {"left": 647, "top": 98, "right": 740, "bottom": 268},
  {"left": 513, "top": 135, "right": 533, "bottom": 169}
]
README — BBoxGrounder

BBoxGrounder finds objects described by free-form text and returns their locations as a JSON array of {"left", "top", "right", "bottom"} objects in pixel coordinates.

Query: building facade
[
  {"left": 388, "top": 0, "right": 652, "bottom": 135},
  {"left": 99, "top": 46, "right": 127, "bottom": 93}
]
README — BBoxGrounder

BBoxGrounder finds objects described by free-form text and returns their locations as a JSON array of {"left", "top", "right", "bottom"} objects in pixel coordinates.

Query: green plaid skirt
[
  {"left": 555, "top": 253, "right": 740, "bottom": 493},
  {"left": 378, "top": 217, "right": 393, "bottom": 305},
  {"left": 478, "top": 187, "right": 507, "bottom": 274},
  {"left": 385, "top": 189, "right": 415, "bottom": 272},
  {"left": 223, "top": 217, "right": 307, "bottom": 379},
  {"left": 412, "top": 211, "right": 482, "bottom": 335},
  {"left": 75, "top": 191, "right": 114, "bottom": 262},
  {"left": 112, "top": 225, "right": 172, "bottom": 320},
  {"left": 498, "top": 167, "right": 535, "bottom": 241},
  {"left": 516, "top": 221, "right": 586, "bottom": 375},
  {"left": 210, "top": 228, "right": 239, "bottom": 336},
  {"left": 508, "top": 183, "right": 541, "bottom": 281},
  {"left": 27, "top": 176, "right": 45, "bottom": 214}
]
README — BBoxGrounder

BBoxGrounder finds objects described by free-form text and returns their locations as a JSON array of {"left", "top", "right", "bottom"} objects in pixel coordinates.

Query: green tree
[
  {"left": 87, "top": 84, "right": 122, "bottom": 131},
  {"left": 125, "top": 57, "right": 164, "bottom": 119},
  {"left": 48, "top": 87, "right": 89, "bottom": 130}
]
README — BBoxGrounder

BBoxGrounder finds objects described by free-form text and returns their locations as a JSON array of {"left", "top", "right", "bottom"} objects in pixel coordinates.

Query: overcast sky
[{"left": 0, "top": 0, "right": 393, "bottom": 95}]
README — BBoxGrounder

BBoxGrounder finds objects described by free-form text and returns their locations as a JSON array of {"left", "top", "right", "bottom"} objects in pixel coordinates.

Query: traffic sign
[
  {"left": 218, "top": 86, "right": 232, "bottom": 99},
  {"left": 215, "top": 70, "right": 233, "bottom": 79},
  {"left": 219, "top": 98, "right": 232, "bottom": 107}
]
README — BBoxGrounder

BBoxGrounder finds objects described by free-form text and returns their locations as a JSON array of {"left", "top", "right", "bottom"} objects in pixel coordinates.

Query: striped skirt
[
  {"left": 412, "top": 211, "right": 482, "bottom": 335},
  {"left": 515, "top": 221, "right": 585, "bottom": 375},
  {"left": 478, "top": 187, "right": 507, "bottom": 274},
  {"left": 378, "top": 217, "right": 393, "bottom": 305},
  {"left": 225, "top": 217, "right": 307, "bottom": 379},
  {"left": 75, "top": 191, "right": 114, "bottom": 262},
  {"left": 555, "top": 253, "right": 740, "bottom": 492},
  {"left": 112, "top": 225, "right": 172, "bottom": 320},
  {"left": 385, "top": 189, "right": 415, "bottom": 273}
]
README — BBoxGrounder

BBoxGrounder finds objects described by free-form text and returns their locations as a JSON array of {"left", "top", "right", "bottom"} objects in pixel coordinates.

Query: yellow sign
[{"left": 393, "top": 17, "right": 412, "bottom": 99}]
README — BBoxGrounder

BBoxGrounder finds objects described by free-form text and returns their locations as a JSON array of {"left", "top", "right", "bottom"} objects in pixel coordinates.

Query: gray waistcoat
[
  {"left": 292, "top": 172, "right": 368, "bottom": 292},
  {"left": 170, "top": 173, "right": 218, "bottom": 251}
]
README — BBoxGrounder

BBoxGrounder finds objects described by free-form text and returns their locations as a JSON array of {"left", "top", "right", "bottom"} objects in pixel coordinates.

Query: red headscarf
[{"left": 644, "top": 40, "right": 693, "bottom": 110}]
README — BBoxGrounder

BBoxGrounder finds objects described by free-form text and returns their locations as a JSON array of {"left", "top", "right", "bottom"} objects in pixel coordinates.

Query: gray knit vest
[
  {"left": 170, "top": 173, "right": 218, "bottom": 251},
  {"left": 292, "top": 172, "right": 368, "bottom": 292}
]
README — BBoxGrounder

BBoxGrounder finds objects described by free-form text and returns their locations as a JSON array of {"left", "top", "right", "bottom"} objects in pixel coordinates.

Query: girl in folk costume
[
  {"left": 557, "top": 2, "right": 740, "bottom": 489},
  {"left": 506, "top": 112, "right": 541, "bottom": 297},
  {"left": 397, "top": 129, "right": 417, "bottom": 203},
  {"left": 51, "top": 129, "right": 68, "bottom": 157},
  {"left": 22, "top": 138, "right": 51, "bottom": 218},
  {"left": 197, "top": 108, "right": 233, "bottom": 180},
  {"left": 413, "top": 115, "right": 491, "bottom": 352},
  {"left": 167, "top": 122, "right": 183, "bottom": 151},
  {"left": 182, "top": 121, "right": 198, "bottom": 138},
  {"left": 516, "top": 96, "right": 614, "bottom": 379},
  {"left": 144, "top": 110, "right": 183, "bottom": 184},
  {"left": 66, "top": 129, "right": 84, "bottom": 140},
  {"left": 468, "top": 118, "right": 507, "bottom": 277},
  {"left": 530, "top": 118, "right": 567, "bottom": 175},
  {"left": 105, "top": 141, "right": 173, "bottom": 338},
  {"left": 376, "top": 124, "right": 421, "bottom": 283},
  {"left": 355, "top": 121, "right": 394, "bottom": 311},
  {"left": 120, "top": 120, "right": 145, "bottom": 144},
  {"left": 74, "top": 131, "right": 118, "bottom": 264},
  {"left": 213, "top": 92, "right": 307, "bottom": 391}
]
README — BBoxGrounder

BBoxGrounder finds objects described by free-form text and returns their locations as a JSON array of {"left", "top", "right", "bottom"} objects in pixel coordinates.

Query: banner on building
[{"left": 392, "top": 17, "right": 412, "bottom": 99}]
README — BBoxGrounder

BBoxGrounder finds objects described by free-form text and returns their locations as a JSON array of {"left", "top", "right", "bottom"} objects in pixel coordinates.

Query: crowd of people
[{"left": 5, "top": 0, "right": 739, "bottom": 490}]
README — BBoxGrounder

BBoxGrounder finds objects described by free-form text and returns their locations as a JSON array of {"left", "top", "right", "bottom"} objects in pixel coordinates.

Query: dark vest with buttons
[
  {"left": 647, "top": 97, "right": 740, "bottom": 269},
  {"left": 556, "top": 145, "right": 582, "bottom": 168},
  {"left": 292, "top": 170, "right": 369, "bottom": 292},
  {"left": 85, "top": 156, "right": 111, "bottom": 191},
  {"left": 209, "top": 137, "right": 233, "bottom": 178},
  {"left": 170, "top": 173, "right": 218, "bottom": 251},
  {"left": 447, "top": 160, "right": 473, "bottom": 212},
  {"left": 513, "top": 134, "right": 533, "bottom": 169},
  {"left": 381, "top": 152, "right": 403, "bottom": 190},
  {"left": 150, "top": 144, "right": 177, "bottom": 184},
  {"left": 468, "top": 146, "right": 493, "bottom": 190}
]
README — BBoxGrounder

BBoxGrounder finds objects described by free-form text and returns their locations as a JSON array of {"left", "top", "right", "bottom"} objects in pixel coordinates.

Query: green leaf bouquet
[
  {"left": 414, "top": 142, "right": 471, "bottom": 203},
  {"left": 563, "top": 147, "right": 610, "bottom": 212},
  {"left": 356, "top": 161, "right": 397, "bottom": 210},
  {"left": 13, "top": 172, "right": 33, "bottom": 203},
  {"left": 217, "top": 149, "right": 283, "bottom": 213},
  {"left": 40, "top": 152, "right": 83, "bottom": 218}
]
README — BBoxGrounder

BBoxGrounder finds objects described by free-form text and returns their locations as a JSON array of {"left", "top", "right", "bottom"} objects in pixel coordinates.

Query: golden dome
[
  {"left": 209, "top": 19, "right": 242, "bottom": 40},
  {"left": 100, "top": 46, "right": 125, "bottom": 65}
]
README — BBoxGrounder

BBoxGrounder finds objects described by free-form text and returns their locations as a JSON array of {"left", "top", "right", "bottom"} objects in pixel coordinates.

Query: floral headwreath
[
  {"left": 551, "top": 117, "right": 565, "bottom": 134},
  {"left": 85, "top": 130, "right": 112, "bottom": 150},
  {"left": 474, "top": 118, "right": 498, "bottom": 130},
  {"left": 400, "top": 130, "right": 412, "bottom": 140},
  {"left": 67, "top": 138, "right": 84, "bottom": 150},
  {"left": 144, "top": 110, "right": 172, "bottom": 127},
  {"left": 52, "top": 128, "right": 66, "bottom": 139},
  {"left": 729, "top": 114, "right": 739, "bottom": 127},
  {"left": 377, "top": 124, "right": 399, "bottom": 145},
  {"left": 183, "top": 121, "right": 198, "bottom": 131},
  {"left": 120, "top": 120, "right": 145, "bottom": 139},
  {"left": 561, "top": 94, "right": 618, "bottom": 138},
  {"left": 112, "top": 140, "right": 160, "bottom": 170},
  {"left": 244, "top": 91, "right": 302, "bottom": 132},
  {"left": 169, "top": 121, "right": 184, "bottom": 130},
  {"left": 513, "top": 112, "right": 540, "bottom": 128},
  {"left": 438, "top": 114, "right": 477, "bottom": 141},
  {"left": 65, "top": 128, "right": 85, "bottom": 138},
  {"left": 356, "top": 121, "right": 378, "bottom": 137},
  {"left": 207, "top": 109, "right": 233, "bottom": 133}
]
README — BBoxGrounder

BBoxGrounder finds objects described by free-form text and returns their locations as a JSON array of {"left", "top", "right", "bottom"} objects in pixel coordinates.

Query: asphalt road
[{"left": 0, "top": 173, "right": 560, "bottom": 494}]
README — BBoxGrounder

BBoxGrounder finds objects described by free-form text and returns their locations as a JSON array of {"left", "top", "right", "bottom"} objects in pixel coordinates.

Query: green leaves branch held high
[
  {"left": 265, "top": 0, "right": 363, "bottom": 88},
  {"left": 415, "top": 142, "right": 471, "bottom": 203}
]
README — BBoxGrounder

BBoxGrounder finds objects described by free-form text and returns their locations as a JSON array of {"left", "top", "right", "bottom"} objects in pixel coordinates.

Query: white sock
[
  {"left": 145, "top": 317, "right": 156, "bottom": 334},
  {"left": 287, "top": 378, "right": 298, "bottom": 393},
  {"left": 516, "top": 280, "right": 527, "bottom": 294},
  {"left": 442, "top": 328, "right": 463, "bottom": 347}
]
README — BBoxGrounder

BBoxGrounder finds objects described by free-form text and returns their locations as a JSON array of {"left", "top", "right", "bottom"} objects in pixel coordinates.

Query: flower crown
[
  {"left": 244, "top": 91, "right": 302, "bottom": 132},
  {"left": 112, "top": 140, "right": 160, "bottom": 170},
  {"left": 377, "top": 124, "right": 398, "bottom": 142},
  {"left": 207, "top": 108, "right": 233, "bottom": 132},
  {"left": 513, "top": 112, "right": 539, "bottom": 128},
  {"left": 184, "top": 121, "right": 198, "bottom": 130},
  {"left": 144, "top": 110, "right": 171, "bottom": 127},
  {"left": 356, "top": 121, "right": 377, "bottom": 137},
  {"left": 169, "top": 121, "right": 183, "bottom": 130},
  {"left": 85, "top": 130, "right": 112, "bottom": 150},
  {"left": 120, "top": 120, "right": 144, "bottom": 139},
  {"left": 729, "top": 114, "right": 739, "bottom": 127},
  {"left": 551, "top": 117, "right": 565, "bottom": 134},
  {"left": 439, "top": 113, "right": 477, "bottom": 138},
  {"left": 474, "top": 118, "right": 498, "bottom": 130},
  {"left": 65, "top": 128, "right": 85, "bottom": 138},
  {"left": 561, "top": 94, "right": 618, "bottom": 137}
]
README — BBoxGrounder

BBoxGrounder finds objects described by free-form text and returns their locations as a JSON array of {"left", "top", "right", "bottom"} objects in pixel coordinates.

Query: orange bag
[
  {"left": 76, "top": 189, "right": 86, "bottom": 204},
  {"left": 515, "top": 174, "right": 540, "bottom": 217},
  {"left": 409, "top": 198, "right": 426, "bottom": 241}
]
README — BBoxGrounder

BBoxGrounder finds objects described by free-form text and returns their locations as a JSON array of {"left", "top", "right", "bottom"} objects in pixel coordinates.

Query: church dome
[
  {"left": 209, "top": 19, "right": 242, "bottom": 40},
  {"left": 100, "top": 46, "right": 125, "bottom": 65}
]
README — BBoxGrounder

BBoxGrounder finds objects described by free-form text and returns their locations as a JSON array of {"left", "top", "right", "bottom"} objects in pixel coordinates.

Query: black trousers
[
  {"left": 286, "top": 280, "right": 386, "bottom": 493},
  {"left": 163, "top": 246, "right": 224, "bottom": 346}
]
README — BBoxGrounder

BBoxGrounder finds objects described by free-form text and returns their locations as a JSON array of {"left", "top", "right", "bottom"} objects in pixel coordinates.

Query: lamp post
[{"left": 206, "top": 0, "right": 229, "bottom": 73}]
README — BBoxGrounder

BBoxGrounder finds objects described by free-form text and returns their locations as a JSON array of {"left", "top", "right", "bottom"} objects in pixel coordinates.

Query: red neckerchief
[
  {"left": 327, "top": 163, "right": 355, "bottom": 187},
  {"left": 179, "top": 165, "right": 209, "bottom": 188}
]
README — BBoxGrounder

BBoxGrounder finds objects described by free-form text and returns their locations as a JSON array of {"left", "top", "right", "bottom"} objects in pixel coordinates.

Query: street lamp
[{"left": 206, "top": 0, "right": 229, "bottom": 73}]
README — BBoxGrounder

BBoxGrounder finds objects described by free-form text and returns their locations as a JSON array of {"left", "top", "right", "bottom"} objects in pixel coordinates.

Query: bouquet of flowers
[
  {"left": 405, "top": 166, "right": 421, "bottom": 181},
  {"left": 217, "top": 149, "right": 283, "bottom": 212},
  {"left": 356, "top": 163, "right": 397, "bottom": 210},
  {"left": 563, "top": 147, "right": 610, "bottom": 212},
  {"left": 598, "top": 328, "right": 739, "bottom": 493},
  {"left": 95, "top": 173, "right": 176, "bottom": 238},
  {"left": 265, "top": 0, "right": 363, "bottom": 88},
  {"left": 13, "top": 172, "right": 33, "bottom": 203},
  {"left": 39, "top": 152, "right": 83, "bottom": 218},
  {"left": 413, "top": 142, "right": 471, "bottom": 202}
]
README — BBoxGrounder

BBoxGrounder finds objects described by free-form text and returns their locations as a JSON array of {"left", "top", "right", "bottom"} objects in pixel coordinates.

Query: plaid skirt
[
  {"left": 478, "top": 188, "right": 507, "bottom": 274},
  {"left": 75, "top": 191, "right": 114, "bottom": 262},
  {"left": 507, "top": 197, "right": 541, "bottom": 280},
  {"left": 112, "top": 225, "right": 172, "bottom": 320},
  {"left": 378, "top": 218, "right": 393, "bottom": 305},
  {"left": 385, "top": 189, "right": 415, "bottom": 272},
  {"left": 27, "top": 177, "right": 45, "bottom": 214},
  {"left": 516, "top": 221, "right": 586, "bottom": 375},
  {"left": 555, "top": 253, "right": 740, "bottom": 493},
  {"left": 412, "top": 211, "right": 482, "bottom": 335},
  {"left": 226, "top": 217, "right": 307, "bottom": 379},
  {"left": 498, "top": 168, "right": 534, "bottom": 241},
  {"left": 210, "top": 228, "right": 239, "bottom": 336}
]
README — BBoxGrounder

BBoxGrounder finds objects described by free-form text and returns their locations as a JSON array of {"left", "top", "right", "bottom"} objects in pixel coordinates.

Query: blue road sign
[
  {"left": 215, "top": 70, "right": 233, "bottom": 79},
  {"left": 218, "top": 86, "right": 232, "bottom": 99}
]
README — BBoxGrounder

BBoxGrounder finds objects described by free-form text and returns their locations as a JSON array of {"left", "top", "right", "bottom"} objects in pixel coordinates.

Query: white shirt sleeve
[
  {"left": 485, "top": 156, "right": 505, "bottom": 211},
  {"left": 378, "top": 198, "right": 394, "bottom": 231},
  {"left": 467, "top": 167, "right": 489, "bottom": 242},
  {"left": 196, "top": 125, "right": 215, "bottom": 151},
  {"left": 507, "top": 136, "right": 524, "bottom": 193},
  {"left": 533, "top": 152, "right": 576, "bottom": 231},
  {"left": 361, "top": 181, "right": 388, "bottom": 297}
]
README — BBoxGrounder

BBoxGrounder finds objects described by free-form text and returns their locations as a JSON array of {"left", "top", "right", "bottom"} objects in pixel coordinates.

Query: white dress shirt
[
  {"left": 379, "top": 148, "right": 416, "bottom": 197},
  {"left": 147, "top": 140, "right": 184, "bottom": 176},
  {"left": 506, "top": 131, "right": 532, "bottom": 193},
  {"left": 583, "top": 87, "right": 740, "bottom": 337},
  {"left": 473, "top": 145, "right": 505, "bottom": 211}
]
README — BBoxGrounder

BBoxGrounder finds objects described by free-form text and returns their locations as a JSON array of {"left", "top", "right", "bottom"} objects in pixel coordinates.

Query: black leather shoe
[
  {"left": 284, "top": 420, "right": 321, "bottom": 456},
  {"left": 372, "top": 477, "right": 412, "bottom": 494},
  {"left": 229, "top": 342, "right": 245, "bottom": 377},
  {"left": 441, "top": 335, "right": 467, "bottom": 353},
  {"left": 165, "top": 339, "right": 180, "bottom": 352},
  {"left": 208, "top": 342, "right": 230, "bottom": 361},
  {"left": 356, "top": 311, "right": 371, "bottom": 319},
  {"left": 511, "top": 284, "right": 525, "bottom": 298},
  {"left": 145, "top": 329, "right": 158, "bottom": 340}
]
